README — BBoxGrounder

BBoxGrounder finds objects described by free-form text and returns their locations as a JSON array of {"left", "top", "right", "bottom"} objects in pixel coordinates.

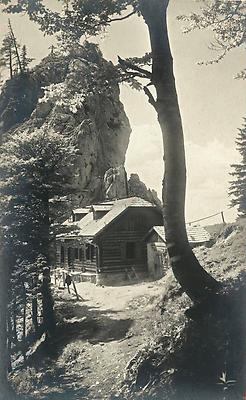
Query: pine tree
[
  {"left": 0, "top": 0, "right": 222, "bottom": 301},
  {"left": 0, "top": 33, "right": 14, "bottom": 78},
  {"left": 0, "top": 128, "right": 77, "bottom": 342},
  {"left": 0, "top": 232, "right": 15, "bottom": 400},
  {"left": 7, "top": 19, "right": 22, "bottom": 75},
  {"left": 21, "top": 45, "right": 34, "bottom": 72},
  {"left": 0, "top": 20, "right": 29, "bottom": 78},
  {"left": 229, "top": 119, "right": 246, "bottom": 217}
]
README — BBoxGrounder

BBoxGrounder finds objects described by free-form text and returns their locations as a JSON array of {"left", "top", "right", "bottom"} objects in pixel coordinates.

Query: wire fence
[{"left": 187, "top": 209, "right": 231, "bottom": 225}]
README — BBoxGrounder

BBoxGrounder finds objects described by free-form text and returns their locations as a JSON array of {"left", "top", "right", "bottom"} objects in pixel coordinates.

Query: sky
[{"left": 0, "top": 0, "right": 245, "bottom": 225}]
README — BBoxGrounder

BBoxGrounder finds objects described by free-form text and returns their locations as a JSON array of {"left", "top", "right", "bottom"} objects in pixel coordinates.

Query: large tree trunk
[
  {"left": 38, "top": 193, "right": 56, "bottom": 337},
  {"left": 0, "top": 246, "right": 15, "bottom": 399},
  {"left": 139, "top": 0, "right": 221, "bottom": 302},
  {"left": 41, "top": 268, "right": 56, "bottom": 340},
  {"left": 31, "top": 273, "right": 39, "bottom": 333},
  {"left": 32, "top": 296, "right": 39, "bottom": 333}
]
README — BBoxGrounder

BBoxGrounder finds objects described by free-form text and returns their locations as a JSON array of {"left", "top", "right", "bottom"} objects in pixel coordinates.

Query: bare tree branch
[
  {"left": 143, "top": 85, "right": 157, "bottom": 109},
  {"left": 108, "top": 10, "right": 136, "bottom": 23},
  {"left": 118, "top": 55, "right": 152, "bottom": 80},
  {"left": 123, "top": 71, "right": 148, "bottom": 80}
]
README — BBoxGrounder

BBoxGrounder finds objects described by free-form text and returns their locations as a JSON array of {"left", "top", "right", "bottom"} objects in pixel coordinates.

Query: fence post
[{"left": 221, "top": 211, "right": 226, "bottom": 224}]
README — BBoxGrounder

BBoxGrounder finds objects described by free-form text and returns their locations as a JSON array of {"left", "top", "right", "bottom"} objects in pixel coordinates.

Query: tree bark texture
[
  {"left": 139, "top": 0, "right": 221, "bottom": 302},
  {"left": 0, "top": 247, "right": 15, "bottom": 399},
  {"left": 32, "top": 297, "right": 39, "bottom": 333},
  {"left": 31, "top": 274, "right": 39, "bottom": 333},
  {"left": 41, "top": 268, "right": 56, "bottom": 339},
  {"left": 21, "top": 283, "right": 27, "bottom": 363}
]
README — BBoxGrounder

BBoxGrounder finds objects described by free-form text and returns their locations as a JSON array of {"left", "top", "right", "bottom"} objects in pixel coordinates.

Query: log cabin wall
[
  {"left": 96, "top": 207, "right": 163, "bottom": 278},
  {"left": 56, "top": 239, "right": 97, "bottom": 273}
]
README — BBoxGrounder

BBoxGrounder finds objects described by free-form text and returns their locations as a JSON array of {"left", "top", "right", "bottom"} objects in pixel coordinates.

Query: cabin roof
[
  {"left": 73, "top": 208, "right": 90, "bottom": 214},
  {"left": 66, "top": 197, "right": 157, "bottom": 239},
  {"left": 91, "top": 204, "right": 113, "bottom": 212},
  {"left": 148, "top": 225, "right": 211, "bottom": 244}
]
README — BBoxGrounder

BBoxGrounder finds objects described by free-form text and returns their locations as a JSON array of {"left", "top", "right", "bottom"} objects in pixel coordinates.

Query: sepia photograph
[{"left": 0, "top": 0, "right": 245, "bottom": 399}]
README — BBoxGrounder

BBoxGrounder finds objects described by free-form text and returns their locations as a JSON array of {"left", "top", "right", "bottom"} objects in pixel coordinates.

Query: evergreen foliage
[
  {"left": 0, "top": 1, "right": 144, "bottom": 88},
  {"left": 0, "top": 1, "right": 242, "bottom": 394},
  {"left": 40, "top": 42, "right": 121, "bottom": 113},
  {"left": 229, "top": 119, "right": 246, "bottom": 217},
  {"left": 0, "top": 128, "right": 77, "bottom": 252},
  {"left": 0, "top": 128, "right": 77, "bottom": 358},
  {"left": 0, "top": 0, "right": 229, "bottom": 304},
  {"left": 21, "top": 45, "right": 34, "bottom": 72},
  {"left": 0, "top": 32, "right": 15, "bottom": 78},
  {"left": 0, "top": 19, "right": 34, "bottom": 79}
]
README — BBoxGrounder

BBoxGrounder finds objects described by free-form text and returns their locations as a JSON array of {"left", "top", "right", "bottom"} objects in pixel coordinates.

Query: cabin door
[{"left": 67, "top": 247, "right": 73, "bottom": 268}]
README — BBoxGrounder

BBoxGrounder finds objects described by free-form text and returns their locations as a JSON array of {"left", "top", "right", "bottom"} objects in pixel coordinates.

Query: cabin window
[
  {"left": 91, "top": 245, "right": 95, "bottom": 260},
  {"left": 86, "top": 244, "right": 90, "bottom": 260},
  {"left": 126, "top": 242, "right": 136, "bottom": 259},
  {"left": 61, "top": 246, "right": 65, "bottom": 263},
  {"left": 67, "top": 247, "right": 73, "bottom": 265},
  {"left": 74, "top": 248, "right": 79, "bottom": 259},
  {"left": 85, "top": 244, "right": 96, "bottom": 261},
  {"left": 79, "top": 248, "right": 83, "bottom": 261}
]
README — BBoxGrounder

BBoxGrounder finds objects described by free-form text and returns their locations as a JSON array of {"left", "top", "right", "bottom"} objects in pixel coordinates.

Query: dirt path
[
  {"left": 31, "top": 280, "right": 164, "bottom": 400},
  {"left": 72, "top": 281, "right": 163, "bottom": 399}
]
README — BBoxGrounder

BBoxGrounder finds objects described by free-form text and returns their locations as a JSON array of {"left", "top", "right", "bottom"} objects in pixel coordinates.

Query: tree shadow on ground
[
  {"left": 33, "top": 366, "right": 90, "bottom": 400},
  {"left": 28, "top": 298, "right": 133, "bottom": 364},
  {"left": 21, "top": 297, "right": 134, "bottom": 399}
]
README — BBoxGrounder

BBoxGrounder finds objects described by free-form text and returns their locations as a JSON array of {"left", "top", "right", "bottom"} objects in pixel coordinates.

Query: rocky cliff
[
  {"left": 0, "top": 43, "right": 162, "bottom": 208},
  {"left": 128, "top": 173, "right": 162, "bottom": 207},
  {"left": 0, "top": 43, "right": 131, "bottom": 206}
]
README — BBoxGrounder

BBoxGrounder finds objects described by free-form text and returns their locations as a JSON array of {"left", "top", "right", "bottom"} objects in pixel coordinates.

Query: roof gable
[{"left": 76, "top": 197, "right": 158, "bottom": 238}]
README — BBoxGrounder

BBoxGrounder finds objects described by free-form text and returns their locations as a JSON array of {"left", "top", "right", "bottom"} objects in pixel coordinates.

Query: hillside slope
[
  {"left": 120, "top": 219, "right": 246, "bottom": 400},
  {"left": 10, "top": 220, "right": 246, "bottom": 400}
]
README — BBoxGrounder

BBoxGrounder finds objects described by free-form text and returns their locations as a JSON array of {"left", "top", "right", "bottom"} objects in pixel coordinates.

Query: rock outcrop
[
  {"left": 128, "top": 173, "right": 162, "bottom": 207},
  {"left": 104, "top": 165, "right": 128, "bottom": 200},
  {"left": 0, "top": 43, "right": 161, "bottom": 209},
  {"left": 0, "top": 44, "right": 131, "bottom": 206}
]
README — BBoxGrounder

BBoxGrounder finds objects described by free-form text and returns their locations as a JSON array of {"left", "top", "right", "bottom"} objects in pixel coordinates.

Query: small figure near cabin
[{"left": 65, "top": 273, "right": 72, "bottom": 294}]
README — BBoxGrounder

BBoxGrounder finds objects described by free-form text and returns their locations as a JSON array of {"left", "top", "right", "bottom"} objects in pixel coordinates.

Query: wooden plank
[
  {"left": 83, "top": 268, "right": 97, "bottom": 273},
  {"left": 102, "top": 232, "right": 144, "bottom": 238},
  {"left": 102, "top": 264, "right": 147, "bottom": 272},
  {"left": 102, "top": 251, "right": 121, "bottom": 256},
  {"left": 102, "top": 258, "right": 144, "bottom": 265},
  {"left": 102, "top": 236, "right": 144, "bottom": 243}
]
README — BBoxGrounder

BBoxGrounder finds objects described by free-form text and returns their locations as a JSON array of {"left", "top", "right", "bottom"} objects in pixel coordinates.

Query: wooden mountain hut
[
  {"left": 56, "top": 197, "right": 163, "bottom": 285},
  {"left": 145, "top": 225, "right": 212, "bottom": 280}
]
